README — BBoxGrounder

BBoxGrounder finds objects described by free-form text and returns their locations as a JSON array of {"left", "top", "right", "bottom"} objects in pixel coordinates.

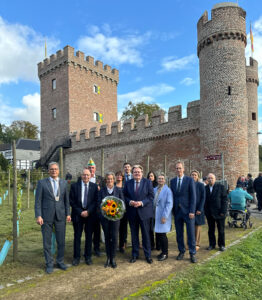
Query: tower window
[
  {"left": 52, "top": 108, "right": 57, "bottom": 119},
  {"left": 52, "top": 79, "right": 56, "bottom": 90},
  {"left": 252, "top": 112, "right": 256, "bottom": 121},
  {"left": 228, "top": 86, "right": 231, "bottom": 95},
  {"left": 93, "top": 85, "right": 98, "bottom": 94},
  {"left": 93, "top": 112, "right": 99, "bottom": 121},
  {"left": 93, "top": 85, "right": 100, "bottom": 94}
]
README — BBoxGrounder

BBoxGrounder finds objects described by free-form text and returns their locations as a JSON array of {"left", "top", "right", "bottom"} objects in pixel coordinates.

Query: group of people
[{"left": 35, "top": 159, "right": 249, "bottom": 274}]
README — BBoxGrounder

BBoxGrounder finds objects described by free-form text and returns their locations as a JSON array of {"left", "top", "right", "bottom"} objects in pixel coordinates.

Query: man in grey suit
[{"left": 35, "top": 162, "right": 71, "bottom": 274}]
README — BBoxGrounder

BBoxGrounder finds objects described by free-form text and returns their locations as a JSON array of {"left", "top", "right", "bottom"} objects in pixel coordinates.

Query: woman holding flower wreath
[{"left": 98, "top": 172, "right": 124, "bottom": 268}]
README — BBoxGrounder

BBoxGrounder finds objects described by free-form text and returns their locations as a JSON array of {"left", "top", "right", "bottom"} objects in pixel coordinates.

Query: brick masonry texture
[{"left": 39, "top": 3, "right": 259, "bottom": 188}]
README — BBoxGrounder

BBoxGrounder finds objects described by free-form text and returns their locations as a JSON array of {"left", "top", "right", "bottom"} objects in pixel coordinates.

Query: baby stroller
[{"left": 227, "top": 207, "right": 252, "bottom": 229}]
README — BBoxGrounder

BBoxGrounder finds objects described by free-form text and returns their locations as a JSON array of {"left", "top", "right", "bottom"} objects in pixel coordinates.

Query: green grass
[
  {"left": 0, "top": 188, "right": 75, "bottom": 284},
  {"left": 127, "top": 230, "right": 262, "bottom": 300}
]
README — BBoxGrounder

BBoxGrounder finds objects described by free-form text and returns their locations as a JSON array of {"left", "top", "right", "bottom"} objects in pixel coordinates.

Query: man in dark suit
[
  {"left": 88, "top": 158, "right": 104, "bottom": 256},
  {"left": 119, "top": 162, "right": 133, "bottom": 253},
  {"left": 254, "top": 173, "right": 262, "bottom": 211},
  {"left": 170, "top": 161, "right": 197, "bottom": 263},
  {"left": 123, "top": 164, "right": 154, "bottom": 264},
  {"left": 69, "top": 167, "right": 98, "bottom": 266},
  {"left": 205, "top": 173, "right": 228, "bottom": 251},
  {"left": 123, "top": 162, "right": 133, "bottom": 182},
  {"left": 35, "top": 162, "right": 71, "bottom": 274}
]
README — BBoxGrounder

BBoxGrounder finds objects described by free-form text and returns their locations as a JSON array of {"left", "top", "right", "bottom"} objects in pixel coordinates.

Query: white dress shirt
[
  {"left": 177, "top": 175, "right": 184, "bottom": 189},
  {"left": 81, "top": 181, "right": 89, "bottom": 207},
  {"left": 90, "top": 176, "right": 96, "bottom": 183},
  {"left": 49, "top": 177, "right": 59, "bottom": 197},
  {"left": 107, "top": 186, "right": 114, "bottom": 194}
]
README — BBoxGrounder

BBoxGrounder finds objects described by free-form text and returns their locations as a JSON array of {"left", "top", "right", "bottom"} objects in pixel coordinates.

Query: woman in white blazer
[{"left": 154, "top": 173, "right": 173, "bottom": 261}]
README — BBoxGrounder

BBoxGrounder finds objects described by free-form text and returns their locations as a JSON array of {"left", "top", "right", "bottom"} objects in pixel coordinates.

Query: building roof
[
  {"left": 16, "top": 139, "right": 40, "bottom": 151},
  {"left": 0, "top": 139, "right": 40, "bottom": 152},
  {"left": 0, "top": 143, "right": 11, "bottom": 151}
]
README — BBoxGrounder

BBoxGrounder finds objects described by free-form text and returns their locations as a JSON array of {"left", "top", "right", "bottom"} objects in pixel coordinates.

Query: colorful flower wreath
[{"left": 101, "top": 196, "right": 126, "bottom": 221}]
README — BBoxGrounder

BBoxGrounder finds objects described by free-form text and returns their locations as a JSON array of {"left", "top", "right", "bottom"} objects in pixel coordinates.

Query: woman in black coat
[
  {"left": 98, "top": 172, "right": 124, "bottom": 268},
  {"left": 190, "top": 170, "right": 206, "bottom": 251}
]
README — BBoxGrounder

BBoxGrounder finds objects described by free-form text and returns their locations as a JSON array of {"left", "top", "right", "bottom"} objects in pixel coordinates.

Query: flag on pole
[
  {"left": 250, "top": 23, "right": 254, "bottom": 53},
  {"left": 45, "top": 40, "right": 47, "bottom": 58}
]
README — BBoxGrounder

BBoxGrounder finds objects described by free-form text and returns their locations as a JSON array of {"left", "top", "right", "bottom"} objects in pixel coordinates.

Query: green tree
[
  {"left": 0, "top": 153, "right": 9, "bottom": 171},
  {"left": 0, "top": 121, "right": 39, "bottom": 143},
  {"left": 120, "top": 101, "right": 162, "bottom": 122},
  {"left": 9, "top": 121, "right": 39, "bottom": 140}
]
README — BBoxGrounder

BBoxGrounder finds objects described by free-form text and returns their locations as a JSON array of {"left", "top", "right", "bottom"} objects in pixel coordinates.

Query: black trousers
[
  {"left": 257, "top": 193, "right": 262, "bottom": 211},
  {"left": 155, "top": 232, "right": 168, "bottom": 255},
  {"left": 93, "top": 213, "right": 101, "bottom": 251},
  {"left": 73, "top": 215, "right": 94, "bottom": 259},
  {"left": 119, "top": 212, "right": 128, "bottom": 249},
  {"left": 129, "top": 214, "right": 151, "bottom": 258},
  {"left": 206, "top": 215, "right": 225, "bottom": 247},
  {"left": 149, "top": 218, "right": 160, "bottom": 250},
  {"left": 101, "top": 217, "right": 120, "bottom": 259}
]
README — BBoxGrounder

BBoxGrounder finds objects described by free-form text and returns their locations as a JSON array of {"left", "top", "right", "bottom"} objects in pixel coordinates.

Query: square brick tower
[{"left": 38, "top": 45, "right": 119, "bottom": 159}]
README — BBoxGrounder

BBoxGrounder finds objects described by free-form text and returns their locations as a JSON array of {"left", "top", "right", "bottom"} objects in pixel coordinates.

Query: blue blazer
[
  {"left": 170, "top": 175, "right": 196, "bottom": 215},
  {"left": 154, "top": 185, "right": 173, "bottom": 233},
  {"left": 123, "top": 177, "right": 154, "bottom": 221}
]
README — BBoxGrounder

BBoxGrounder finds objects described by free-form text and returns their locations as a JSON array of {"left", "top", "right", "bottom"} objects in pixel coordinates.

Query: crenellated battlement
[
  {"left": 38, "top": 45, "right": 119, "bottom": 83},
  {"left": 197, "top": 3, "right": 246, "bottom": 56},
  {"left": 68, "top": 100, "right": 200, "bottom": 152}
]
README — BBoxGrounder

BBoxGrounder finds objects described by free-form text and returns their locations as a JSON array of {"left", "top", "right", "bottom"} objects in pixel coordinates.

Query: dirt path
[{"left": 1, "top": 222, "right": 261, "bottom": 300}]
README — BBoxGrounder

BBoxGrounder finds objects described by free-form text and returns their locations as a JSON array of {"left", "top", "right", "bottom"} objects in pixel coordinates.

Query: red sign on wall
[{"left": 204, "top": 155, "right": 221, "bottom": 160}]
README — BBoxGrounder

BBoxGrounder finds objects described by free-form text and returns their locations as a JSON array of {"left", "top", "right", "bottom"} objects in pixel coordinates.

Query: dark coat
[
  {"left": 170, "top": 175, "right": 196, "bottom": 215},
  {"left": 69, "top": 179, "right": 98, "bottom": 222},
  {"left": 253, "top": 176, "right": 262, "bottom": 194},
  {"left": 35, "top": 177, "right": 70, "bottom": 222},
  {"left": 204, "top": 183, "right": 227, "bottom": 219},
  {"left": 123, "top": 177, "right": 154, "bottom": 221},
  {"left": 195, "top": 181, "right": 206, "bottom": 225}
]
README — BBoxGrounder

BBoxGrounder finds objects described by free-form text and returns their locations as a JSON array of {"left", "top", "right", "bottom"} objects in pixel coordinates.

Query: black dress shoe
[
  {"left": 146, "top": 257, "right": 153, "bottom": 264},
  {"left": 85, "top": 257, "right": 93, "bottom": 265},
  {"left": 158, "top": 254, "right": 168, "bottom": 261},
  {"left": 206, "top": 246, "right": 215, "bottom": 250},
  {"left": 94, "top": 250, "right": 101, "bottom": 257},
  {"left": 219, "top": 246, "right": 226, "bottom": 252},
  {"left": 190, "top": 254, "right": 197, "bottom": 263},
  {"left": 111, "top": 258, "right": 117, "bottom": 268},
  {"left": 104, "top": 258, "right": 110, "bottom": 268},
  {"left": 56, "top": 263, "right": 68, "bottom": 270},
  {"left": 72, "top": 258, "right": 80, "bottom": 266},
  {"left": 129, "top": 257, "right": 138, "bottom": 263},
  {"left": 176, "top": 252, "right": 184, "bottom": 260}
]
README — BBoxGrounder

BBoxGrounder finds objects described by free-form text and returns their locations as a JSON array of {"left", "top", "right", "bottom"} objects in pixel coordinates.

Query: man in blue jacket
[
  {"left": 170, "top": 161, "right": 197, "bottom": 263},
  {"left": 123, "top": 164, "right": 154, "bottom": 264}
]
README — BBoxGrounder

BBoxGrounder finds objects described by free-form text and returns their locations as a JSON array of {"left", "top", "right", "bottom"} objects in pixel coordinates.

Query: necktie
[
  {"left": 177, "top": 178, "right": 181, "bottom": 192},
  {"left": 135, "top": 181, "right": 139, "bottom": 194},
  {"left": 83, "top": 184, "right": 88, "bottom": 208},
  {"left": 53, "top": 179, "right": 58, "bottom": 196}
]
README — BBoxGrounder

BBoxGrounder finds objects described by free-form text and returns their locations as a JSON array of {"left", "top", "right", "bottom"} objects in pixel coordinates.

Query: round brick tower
[
  {"left": 198, "top": 2, "right": 249, "bottom": 186},
  {"left": 246, "top": 57, "right": 259, "bottom": 177}
]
